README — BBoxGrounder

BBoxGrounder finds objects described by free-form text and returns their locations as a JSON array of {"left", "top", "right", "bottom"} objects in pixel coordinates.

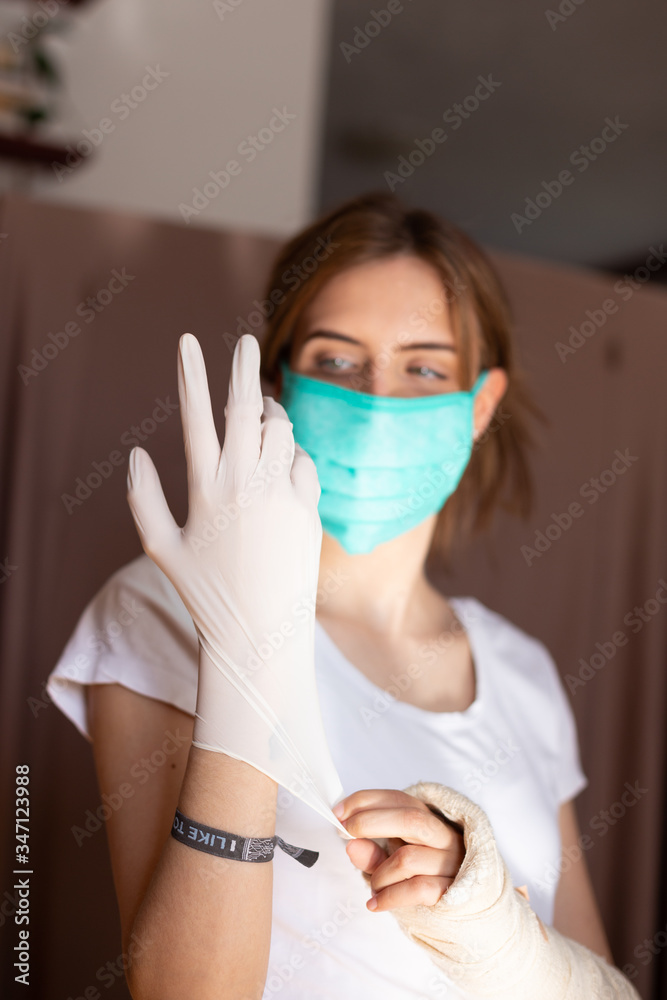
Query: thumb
[{"left": 127, "top": 447, "right": 180, "bottom": 561}]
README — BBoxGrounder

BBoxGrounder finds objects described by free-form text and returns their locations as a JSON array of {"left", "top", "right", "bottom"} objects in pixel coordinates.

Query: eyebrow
[{"left": 300, "top": 330, "right": 457, "bottom": 352}]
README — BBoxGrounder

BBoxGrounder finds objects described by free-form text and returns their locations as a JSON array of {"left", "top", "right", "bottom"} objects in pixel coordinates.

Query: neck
[{"left": 315, "top": 515, "right": 447, "bottom": 640}]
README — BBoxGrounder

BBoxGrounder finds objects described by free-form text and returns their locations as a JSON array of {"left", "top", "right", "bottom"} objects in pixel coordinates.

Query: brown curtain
[{"left": 1, "top": 192, "right": 665, "bottom": 999}]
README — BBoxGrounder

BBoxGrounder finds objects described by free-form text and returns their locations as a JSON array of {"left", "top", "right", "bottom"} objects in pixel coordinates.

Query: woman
[{"left": 47, "top": 192, "right": 624, "bottom": 999}]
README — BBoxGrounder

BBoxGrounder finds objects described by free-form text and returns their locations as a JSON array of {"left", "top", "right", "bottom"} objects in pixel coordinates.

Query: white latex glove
[
  {"left": 374, "top": 782, "right": 641, "bottom": 999},
  {"left": 126, "top": 332, "right": 349, "bottom": 837}
]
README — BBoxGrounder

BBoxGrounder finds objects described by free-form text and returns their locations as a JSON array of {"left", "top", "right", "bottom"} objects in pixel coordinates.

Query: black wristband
[{"left": 171, "top": 808, "right": 319, "bottom": 868}]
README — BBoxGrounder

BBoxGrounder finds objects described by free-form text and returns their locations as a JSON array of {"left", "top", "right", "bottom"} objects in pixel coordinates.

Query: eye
[
  {"left": 407, "top": 365, "right": 448, "bottom": 380},
  {"left": 310, "top": 356, "right": 450, "bottom": 382},
  {"left": 315, "top": 355, "right": 356, "bottom": 372}
]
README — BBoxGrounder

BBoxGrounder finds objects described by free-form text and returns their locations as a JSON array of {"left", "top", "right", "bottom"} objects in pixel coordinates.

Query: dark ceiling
[{"left": 317, "top": 0, "right": 666, "bottom": 277}]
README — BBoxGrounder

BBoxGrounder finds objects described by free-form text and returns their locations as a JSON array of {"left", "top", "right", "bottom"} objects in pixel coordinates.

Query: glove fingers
[
  {"left": 177, "top": 333, "right": 222, "bottom": 490},
  {"left": 291, "top": 444, "right": 322, "bottom": 509},
  {"left": 127, "top": 447, "right": 179, "bottom": 560},
  {"left": 256, "top": 396, "right": 295, "bottom": 479},
  {"left": 220, "top": 334, "right": 264, "bottom": 490}
]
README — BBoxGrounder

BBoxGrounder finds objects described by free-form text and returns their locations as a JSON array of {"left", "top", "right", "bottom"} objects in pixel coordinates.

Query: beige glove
[{"left": 367, "top": 782, "right": 640, "bottom": 999}]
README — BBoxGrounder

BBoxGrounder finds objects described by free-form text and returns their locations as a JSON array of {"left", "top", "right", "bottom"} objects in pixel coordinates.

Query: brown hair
[{"left": 258, "top": 190, "right": 544, "bottom": 564}]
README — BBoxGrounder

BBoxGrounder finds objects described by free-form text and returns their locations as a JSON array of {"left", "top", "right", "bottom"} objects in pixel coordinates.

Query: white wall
[{"left": 29, "top": 0, "right": 332, "bottom": 237}]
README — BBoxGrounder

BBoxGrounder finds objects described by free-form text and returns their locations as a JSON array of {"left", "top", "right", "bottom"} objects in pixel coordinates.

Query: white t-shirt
[{"left": 46, "top": 554, "right": 588, "bottom": 1000}]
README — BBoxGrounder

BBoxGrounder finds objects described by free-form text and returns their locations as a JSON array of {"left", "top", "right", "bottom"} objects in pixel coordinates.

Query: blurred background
[
  {"left": 2, "top": 0, "right": 665, "bottom": 270},
  {"left": 1, "top": 1, "right": 666, "bottom": 997}
]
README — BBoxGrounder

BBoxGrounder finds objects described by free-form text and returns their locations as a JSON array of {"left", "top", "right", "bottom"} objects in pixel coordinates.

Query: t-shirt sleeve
[
  {"left": 45, "top": 554, "right": 199, "bottom": 742},
  {"left": 540, "top": 643, "right": 589, "bottom": 804}
]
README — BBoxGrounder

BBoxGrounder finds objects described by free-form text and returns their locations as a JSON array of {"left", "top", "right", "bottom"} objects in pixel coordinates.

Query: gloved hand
[
  {"left": 126, "top": 332, "right": 349, "bottom": 834},
  {"left": 377, "top": 781, "right": 641, "bottom": 999}
]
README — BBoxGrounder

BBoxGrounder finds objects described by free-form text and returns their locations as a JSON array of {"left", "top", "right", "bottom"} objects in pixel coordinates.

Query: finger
[
  {"left": 342, "top": 805, "right": 453, "bottom": 850},
  {"left": 220, "top": 334, "right": 264, "bottom": 489},
  {"left": 255, "top": 396, "right": 295, "bottom": 479},
  {"left": 369, "top": 843, "right": 458, "bottom": 894},
  {"left": 334, "top": 788, "right": 419, "bottom": 822},
  {"left": 344, "top": 837, "right": 388, "bottom": 875},
  {"left": 127, "top": 447, "right": 180, "bottom": 561},
  {"left": 290, "top": 443, "right": 322, "bottom": 509},
  {"left": 370, "top": 874, "right": 454, "bottom": 913},
  {"left": 177, "top": 333, "right": 222, "bottom": 490}
]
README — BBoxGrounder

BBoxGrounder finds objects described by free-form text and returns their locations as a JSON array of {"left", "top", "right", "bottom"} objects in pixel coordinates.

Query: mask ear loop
[
  {"left": 471, "top": 369, "right": 491, "bottom": 394},
  {"left": 471, "top": 369, "right": 491, "bottom": 442}
]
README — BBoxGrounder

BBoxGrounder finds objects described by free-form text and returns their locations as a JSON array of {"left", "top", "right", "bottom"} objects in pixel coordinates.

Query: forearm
[
  {"left": 122, "top": 333, "right": 330, "bottom": 997},
  {"left": 127, "top": 749, "right": 278, "bottom": 1000}
]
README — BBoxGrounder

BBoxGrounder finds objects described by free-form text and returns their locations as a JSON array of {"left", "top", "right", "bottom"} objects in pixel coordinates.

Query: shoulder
[
  {"left": 95, "top": 552, "right": 190, "bottom": 619},
  {"left": 46, "top": 554, "right": 198, "bottom": 740},
  {"left": 453, "top": 595, "right": 557, "bottom": 680},
  {"left": 452, "top": 595, "right": 587, "bottom": 802},
  {"left": 71, "top": 552, "right": 197, "bottom": 661},
  {"left": 452, "top": 595, "right": 573, "bottom": 736}
]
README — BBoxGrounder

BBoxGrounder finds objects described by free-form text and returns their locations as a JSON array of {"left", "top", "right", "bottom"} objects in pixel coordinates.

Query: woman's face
[{"left": 285, "top": 254, "right": 466, "bottom": 398}]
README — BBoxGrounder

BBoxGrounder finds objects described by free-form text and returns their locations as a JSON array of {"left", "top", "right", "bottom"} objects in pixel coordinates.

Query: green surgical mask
[{"left": 279, "top": 361, "right": 490, "bottom": 555}]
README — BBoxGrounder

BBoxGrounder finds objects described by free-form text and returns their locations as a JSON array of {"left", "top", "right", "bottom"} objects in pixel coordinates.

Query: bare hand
[{"left": 334, "top": 788, "right": 466, "bottom": 912}]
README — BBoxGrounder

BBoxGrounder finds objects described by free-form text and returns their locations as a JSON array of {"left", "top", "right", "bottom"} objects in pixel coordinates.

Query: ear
[{"left": 472, "top": 368, "right": 508, "bottom": 441}]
